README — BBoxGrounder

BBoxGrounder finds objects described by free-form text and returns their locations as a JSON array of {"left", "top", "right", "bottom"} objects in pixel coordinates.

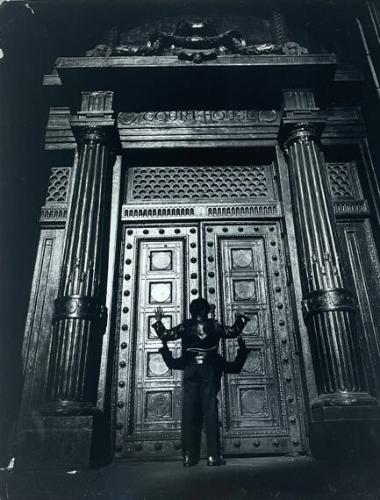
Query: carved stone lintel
[{"left": 302, "top": 289, "right": 357, "bottom": 319}]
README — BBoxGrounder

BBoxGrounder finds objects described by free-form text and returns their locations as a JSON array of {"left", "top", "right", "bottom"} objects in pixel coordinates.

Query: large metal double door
[{"left": 117, "top": 220, "right": 307, "bottom": 458}]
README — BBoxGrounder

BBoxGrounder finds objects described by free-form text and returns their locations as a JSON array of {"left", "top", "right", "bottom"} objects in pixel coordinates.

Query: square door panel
[
  {"left": 239, "top": 387, "right": 269, "bottom": 418},
  {"left": 231, "top": 248, "right": 254, "bottom": 269},
  {"left": 241, "top": 348, "right": 265, "bottom": 375},
  {"left": 145, "top": 391, "right": 173, "bottom": 420},
  {"left": 150, "top": 251, "right": 173, "bottom": 271},
  {"left": 147, "top": 352, "right": 172, "bottom": 378},
  {"left": 233, "top": 279, "right": 257, "bottom": 302},
  {"left": 237, "top": 311, "right": 260, "bottom": 336},
  {"left": 149, "top": 282, "right": 173, "bottom": 304}
]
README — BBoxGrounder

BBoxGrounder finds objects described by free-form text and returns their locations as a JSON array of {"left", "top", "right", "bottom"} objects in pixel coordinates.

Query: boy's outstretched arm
[
  {"left": 158, "top": 339, "right": 186, "bottom": 370},
  {"left": 222, "top": 337, "right": 250, "bottom": 374},
  {"left": 216, "top": 313, "right": 250, "bottom": 339},
  {"left": 152, "top": 307, "right": 185, "bottom": 342}
]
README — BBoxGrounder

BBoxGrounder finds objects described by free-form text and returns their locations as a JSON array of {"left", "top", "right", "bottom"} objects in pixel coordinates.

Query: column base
[
  {"left": 16, "top": 413, "right": 107, "bottom": 470},
  {"left": 41, "top": 400, "right": 99, "bottom": 416},
  {"left": 310, "top": 405, "right": 380, "bottom": 459},
  {"left": 311, "top": 392, "right": 378, "bottom": 409}
]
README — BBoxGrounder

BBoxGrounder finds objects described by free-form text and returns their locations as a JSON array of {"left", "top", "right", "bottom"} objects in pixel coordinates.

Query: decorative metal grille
[
  {"left": 327, "top": 163, "right": 355, "bottom": 199},
  {"left": 46, "top": 167, "right": 70, "bottom": 203},
  {"left": 129, "top": 165, "right": 270, "bottom": 201}
]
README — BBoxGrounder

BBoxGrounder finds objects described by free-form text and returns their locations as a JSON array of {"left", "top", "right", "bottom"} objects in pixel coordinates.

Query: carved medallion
[
  {"left": 147, "top": 353, "right": 171, "bottom": 377},
  {"left": 240, "top": 312, "right": 259, "bottom": 335},
  {"left": 150, "top": 251, "right": 172, "bottom": 271},
  {"left": 242, "top": 349, "right": 264, "bottom": 374},
  {"left": 233, "top": 280, "right": 257, "bottom": 301},
  {"left": 231, "top": 248, "right": 254, "bottom": 269},
  {"left": 146, "top": 391, "right": 172, "bottom": 419},
  {"left": 240, "top": 387, "right": 267, "bottom": 416},
  {"left": 149, "top": 282, "right": 172, "bottom": 304}
]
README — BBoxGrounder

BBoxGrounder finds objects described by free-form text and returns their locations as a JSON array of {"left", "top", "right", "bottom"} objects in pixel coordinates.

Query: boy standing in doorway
[{"left": 152, "top": 298, "right": 249, "bottom": 466}]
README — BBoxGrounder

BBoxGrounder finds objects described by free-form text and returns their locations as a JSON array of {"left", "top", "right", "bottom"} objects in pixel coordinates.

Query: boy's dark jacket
[{"left": 159, "top": 344, "right": 249, "bottom": 390}]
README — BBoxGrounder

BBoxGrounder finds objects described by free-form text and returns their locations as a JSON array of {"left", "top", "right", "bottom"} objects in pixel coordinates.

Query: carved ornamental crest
[{"left": 87, "top": 18, "right": 308, "bottom": 63}]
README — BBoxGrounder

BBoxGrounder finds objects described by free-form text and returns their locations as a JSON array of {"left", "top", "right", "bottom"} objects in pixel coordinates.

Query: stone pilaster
[
  {"left": 17, "top": 92, "right": 119, "bottom": 470},
  {"left": 280, "top": 89, "right": 377, "bottom": 415},
  {"left": 42, "top": 91, "right": 118, "bottom": 416}
]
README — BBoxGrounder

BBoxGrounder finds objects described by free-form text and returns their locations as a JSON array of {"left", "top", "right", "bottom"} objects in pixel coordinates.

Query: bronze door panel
[
  {"left": 117, "top": 225, "right": 200, "bottom": 458},
  {"left": 202, "top": 222, "right": 306, "bottom": 456},
  {"left": 116, "top": 222, "right": 306, "bottom": 458}
]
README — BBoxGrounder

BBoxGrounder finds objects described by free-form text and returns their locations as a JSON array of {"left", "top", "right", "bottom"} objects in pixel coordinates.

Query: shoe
[
  {"left": 207, "top": 455, "right": 226, "bottom": 466},
  {"left": 183, "top": 454, "right": 199, "bottom": 467}
]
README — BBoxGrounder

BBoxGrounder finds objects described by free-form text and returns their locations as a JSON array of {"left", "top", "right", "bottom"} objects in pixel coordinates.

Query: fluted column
[
  {"left": 43, "top": 91, "right": 119, "bottom": 415},
  {"left": 280, "top": 90, "right": 377, "bottom": 411}
]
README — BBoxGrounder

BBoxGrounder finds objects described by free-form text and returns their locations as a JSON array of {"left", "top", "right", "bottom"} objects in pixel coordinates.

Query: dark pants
[{"left": 181, "top": 361, "right": 221, "bottom": 458}]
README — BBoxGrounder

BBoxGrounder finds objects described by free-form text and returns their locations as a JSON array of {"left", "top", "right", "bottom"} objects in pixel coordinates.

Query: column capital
[
  {"left": 70, "top": 90, "right": 121, "bottom": 151},
  {"left": 70, "top": 121, "right": 119, "bottom": 148},
  {"left": 279, "top": 88, "right": 327, "bottom": 150},
  {"left": 280, "top": 120, "right": 325, "bottom": 150}
]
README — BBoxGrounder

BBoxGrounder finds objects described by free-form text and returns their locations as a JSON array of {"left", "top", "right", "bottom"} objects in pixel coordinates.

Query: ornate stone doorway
[{"left": 114, "top": 163, "right": 308, "bottom": 459}]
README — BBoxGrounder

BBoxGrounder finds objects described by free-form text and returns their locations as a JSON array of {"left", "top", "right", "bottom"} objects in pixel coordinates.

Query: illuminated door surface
[{"left": 116, "top": 222, "right": 306, "bottom": 458}]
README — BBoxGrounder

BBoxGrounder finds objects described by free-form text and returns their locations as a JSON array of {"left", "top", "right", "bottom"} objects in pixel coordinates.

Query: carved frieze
[
  {"left": 333, "top": 200, "right": 369, "bottom": 217},
  {"left": 44, "top": 106, "right": 364, "bottom": 150},
  {"left": 122, "top": 203, "right": 282, "bottom": 221},
  {"left": 118, "top": 109, "right": 279, "bottom": 127}
]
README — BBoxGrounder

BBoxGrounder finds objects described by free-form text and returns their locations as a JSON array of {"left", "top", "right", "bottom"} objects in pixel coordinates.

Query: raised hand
[
  {"left": 235, "top": 312, "right": 250, "bottom": 324},
  {"left": 154, "top": 306, "right": 164, "bottom": 322}
]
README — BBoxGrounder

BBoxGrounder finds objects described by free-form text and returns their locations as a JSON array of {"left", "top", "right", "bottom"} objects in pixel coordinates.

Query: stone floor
[{"left": 1, "top": 456, "right": 380, "bottom": 500}]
